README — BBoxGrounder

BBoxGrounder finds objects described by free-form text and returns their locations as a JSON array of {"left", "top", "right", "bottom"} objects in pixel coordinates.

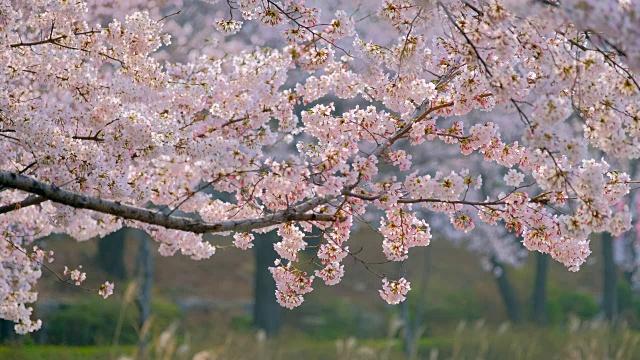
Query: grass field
[{"left": 3, "top": 320, "right": 640, "bottom": 359}]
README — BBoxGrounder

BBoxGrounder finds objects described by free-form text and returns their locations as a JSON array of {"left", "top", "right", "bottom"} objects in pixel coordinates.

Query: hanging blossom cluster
[
  {"left": 63, "top": 266, "right": 87, "bottom": 286},
  {"left": 1, "top": 0, "right": 640, "bottom": 332},
  {"left": 269, "top": 259, "right": 314, "bottom": 309}
]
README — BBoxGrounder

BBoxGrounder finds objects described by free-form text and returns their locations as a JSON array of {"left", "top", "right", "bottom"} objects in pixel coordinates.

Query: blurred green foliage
[
  {"left": 421, "top": 290, "right": 483, "bottom": 323},
  {"left": 0, "top": 346, "right": 133, "bottom": 360},
  {"left": 43, "top": 299, "right": 179, "bottom": 346},
  {"left": 545, "top": 289, "right": 598, "bottom": 324},
  {"left": 285, "top": 298, "right": 386, "bottom": 340}
]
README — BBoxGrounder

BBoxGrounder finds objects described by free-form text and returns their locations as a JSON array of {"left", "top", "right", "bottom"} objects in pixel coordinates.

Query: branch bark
[
  {"left": 0, "top": 195, "right": 46, "bottom": 215},
  {"left": 0, "top": 171, "right": 335, "bottom": 233}
]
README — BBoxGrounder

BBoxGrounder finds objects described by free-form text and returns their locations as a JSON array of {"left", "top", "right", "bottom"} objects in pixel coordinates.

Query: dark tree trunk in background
[
  {"left": 531, "top": 252, "right": 549, "bottom": 323},
  {"left": 401, "top": 246, "right": 431, "bottom": 358},
  {"left": 413, "top": 246, "right": 431, "bottom": 328},
  {"left": 0, "top": 320, "right": 14, "bottom": 343},
  {"left": 253, "top": 232, "right": 282, "bottom": 336},
  {"left": 136, "top": 236, "right": 153, "bottom": 358},
  {"left": 97, "top": 228, "right": 127, "bottom": 280},
  {"left": 399, "top": 263, "right": 412, "bottom": 356},
  {"left": 492, "top": 257, "right": 521, "bottom": 323},
  {"left": 625, "top": 160, "right": 640, "bottom": 288},
  {"left": 602, "top": 231, "right": 618, "bottom": 321},
  {"left": 623, "top": 271, "right": 633, "bottom": 286}
]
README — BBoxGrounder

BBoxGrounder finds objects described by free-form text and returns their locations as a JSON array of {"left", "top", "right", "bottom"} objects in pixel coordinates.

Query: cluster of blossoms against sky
[{"left": 1, "top": 0, "right": 640, "bottom": 332}]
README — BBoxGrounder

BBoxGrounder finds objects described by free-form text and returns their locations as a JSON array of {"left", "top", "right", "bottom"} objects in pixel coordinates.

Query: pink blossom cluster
[
  {"left": 380, "top": 206, "right": 432, "bottom": 261},
  {"left": 63, "top": 266, "right": 87, "bottom": 286},
  {"left": 269, "top": 260, "right": 314, "bottom": 309},
  {"left": 233, "top": 232, "right": 255, "bottom": 250},
  {"left": 379, "top": 277, "right": 411, "bottom": 305},
  {"left": 99, "top": 281, "right": 115, "bottom": 299}
]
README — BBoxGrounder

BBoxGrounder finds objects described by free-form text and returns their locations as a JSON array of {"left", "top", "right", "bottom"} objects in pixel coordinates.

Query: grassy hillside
[{"left": 33, "top": 226, "right": 609, "bottom": 328}]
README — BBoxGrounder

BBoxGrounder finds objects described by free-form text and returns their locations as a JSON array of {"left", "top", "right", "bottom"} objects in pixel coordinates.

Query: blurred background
[{"left": 1, "top": 225, "right": 640, "bottom": 360}]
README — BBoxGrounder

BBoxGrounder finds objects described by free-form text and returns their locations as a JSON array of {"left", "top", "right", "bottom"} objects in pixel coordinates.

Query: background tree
[
  {"left": 531, "top": 252, "right": 549, "bottom": 323},
  {"left": 253, "top": 232, "right": 283, "bottom": 336},
  {"left": 97, "top": 229, "right": 129, "bottom": 281},
  {"left": 603, "top": 231, "right": 618, "bottom": 321}
]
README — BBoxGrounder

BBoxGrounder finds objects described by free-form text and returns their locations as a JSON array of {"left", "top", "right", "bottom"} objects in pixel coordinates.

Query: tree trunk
[
  {"left": 401, "top": 245, "right": 431, "bottom": 359},
  {"left": 602, "top": 231, "right": 618, "bottom": 321},
  {"left": 623, "top": 270, "right": 633, "bottom": 286},
  {"left": 398, "top": 261, "right": 412, "bottom": 356},
  {"left": 253, "top": 231, "right": 282, "bottom": 336},
  {"left": 97, "top": 228, "right": 127, "bottom": 280},
  {"left": 136, "top": 236, "right": 153, "bottom": 358},
  {"left": 0, "top": 320, "right": 14, "bottom": 343},
  {"left": 492, "top": 257, "right": 521, "bottom": 323},
  {"left": 531, "top": 252, "right": 549, "bottom": 324}
]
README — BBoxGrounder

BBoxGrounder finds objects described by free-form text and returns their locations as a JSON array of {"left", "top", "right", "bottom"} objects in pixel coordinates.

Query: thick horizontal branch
[{"left": 0, "top": 171, "right": 336, "bottom": 233}]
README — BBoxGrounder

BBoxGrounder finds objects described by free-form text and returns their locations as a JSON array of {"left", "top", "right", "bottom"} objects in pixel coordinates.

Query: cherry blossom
[
  {"left": 233, "top": 232, "right": 255, "bottom": 250},
  {"left": 315, "top": 262, "right": 345, "bottom": 286},
  {"left": 214, "top": 19, "right": 243, "bottom": 35},
  {"left": 63, "top": 266, "right": 87, "bottom": 286},
  {"left": 99, "top": 281, "right": 115, "bottom": 299},
  {"left": 504, "top": 169, "right": 525, "bottom": 187},
  {"left": 379, "top": 278, "right": 411, "bottom": 305}
]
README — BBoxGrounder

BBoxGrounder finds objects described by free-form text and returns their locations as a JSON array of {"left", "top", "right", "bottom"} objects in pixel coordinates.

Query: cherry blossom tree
[{"left": 1, "top": 0, "right": 640, "bottom": 334}]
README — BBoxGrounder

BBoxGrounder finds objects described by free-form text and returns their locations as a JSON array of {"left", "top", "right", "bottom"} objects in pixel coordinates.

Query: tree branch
[
  {"left": 0, "top": 195, "right": 46, "bottom": 215},
  {"left": 0, "top": 171, "right": 336, "bottom": 233},
  {"left": 10, "top": 36, "right": 67, "bottom": 48}
]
